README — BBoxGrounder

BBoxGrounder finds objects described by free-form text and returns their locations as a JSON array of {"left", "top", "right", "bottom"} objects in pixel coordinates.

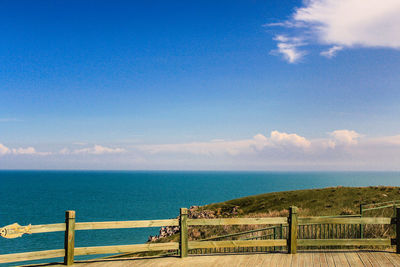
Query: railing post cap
[
  {"left": 66, "top": 210, "right": 76, "bottom": 218},
  {"left": 180, "top": 208, "right": 188, "bottom": 214},
  {"left": 290, "top": 206, "right": 298, "bottom": 213}
]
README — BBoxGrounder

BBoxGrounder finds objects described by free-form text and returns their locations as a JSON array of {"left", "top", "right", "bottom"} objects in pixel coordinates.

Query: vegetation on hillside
[{"left": 203, "top": 186, "right": 400, "bottom": 217}]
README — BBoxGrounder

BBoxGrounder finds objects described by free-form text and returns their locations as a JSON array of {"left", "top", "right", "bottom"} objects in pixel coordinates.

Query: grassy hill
[
  {"left": 203, "top": 186, "right": 400, "bottom": 217},
  {"left": 114, "top": 186, "right": 400, "bottom": 258}
]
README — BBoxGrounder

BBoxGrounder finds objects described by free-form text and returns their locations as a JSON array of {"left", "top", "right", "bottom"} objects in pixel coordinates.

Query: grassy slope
[
  {"left": 203, "top": 186, "right": 400, "bottom": 216},
  {"left": 116, "top": 186, "right": 400, "bottom": 258}
]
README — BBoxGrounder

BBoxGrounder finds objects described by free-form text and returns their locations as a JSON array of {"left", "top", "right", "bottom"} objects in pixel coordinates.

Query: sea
[{"left": 1, "top": 170, "right": 400, "bottom": 266}]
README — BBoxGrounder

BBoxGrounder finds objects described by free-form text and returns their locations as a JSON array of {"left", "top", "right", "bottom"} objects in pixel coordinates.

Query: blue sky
[{"left": 1, "top": 0, "right": 400, "bottom": 170}]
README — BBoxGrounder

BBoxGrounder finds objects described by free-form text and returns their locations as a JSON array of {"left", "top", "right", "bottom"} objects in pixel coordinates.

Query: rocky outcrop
[{"left": 147, "top": 205, "right": 241, "bottom": 242}]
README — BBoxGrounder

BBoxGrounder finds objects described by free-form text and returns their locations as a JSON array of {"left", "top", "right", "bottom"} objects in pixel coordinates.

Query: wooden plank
[
  {"left": 260, "top": 253, "right": 274, "bottom": 266},
  {"left": 187, "top": 217, "right": 287, "bottom": 226},
  {"left": 383, "top": 252, "right": 400, "bottom": 266},
  {"left": 64, "top": 210, "right": 76, "bottom": 266},
  {"left": 298, "top": 253, "right": 307, "bottom": 267},
  {"left": 291, "top": 253, "right": 299, "bottom": 267},
  {"left": 357, "top": 252, "right": 373, "bottom": 267},
  {"left": 285, "top": 254, "right": 293, "bottom": 267},
  {"left": 331, "top": 252, "right": 348, "bottom": 267},
  {"left": 397, "top": 207, "right": 400, "bottom": 253},
  {"left": 0, "top": 249, "right": 64, "bottom": 264},
  {"left": 303, "top": 252, "right": 313, "bottom": 266},
  {"left": 74, "top": 242, "right": 179, "bottom": 256},
  {"left": 324, "top": 252, "right": 335, "bottom": 267},
  {"left": 318, "top": 252, "right": 328, "bottom": 267},
  {"left": 337, "top": 252, "right": 350, "bottom": 266},
  {"left": 288, "top": 206, "right": 298, "bottom": 254},
  {"left": 75, "top": 219, "right": 179, "bottom": 230},
  {"left": 371, "top": 252, "right": 395, "bottom": 267},
  {"left": 180, "top": 208, "right": 188, "bottom": 258},
  {"left": 313, "top": 252, "right": 323, "bottom": 266},
  {"left": 344, "top": 252, "right": 364, "bottom": 267},
  {"left": 276, "top": 253, "right": 285, "bottom": 266},
  {"left": 298, "top": 217, "right": 391, "bottom": 225},
  {"left": 30, "top": 223, "right": 66, "bottom": 233},
  {"left": 244, "top": 253, "right": 260, "bottom": 267},
  {"left": 297, "top": 238, "right": 391, "bottom": 246},
  {"left": 252, "top": 254, "right": 268, "bottom": 266},
  {"left": 269, "top": 253, "right": 279, "bottom": 267},
  {"left": 188, "top": 240, "right": 286, "bottom": 249}
]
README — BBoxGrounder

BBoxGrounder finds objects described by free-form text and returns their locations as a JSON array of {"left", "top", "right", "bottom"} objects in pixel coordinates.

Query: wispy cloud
[
  {"left": 139, "top": 130, "right": 313, "bottom": 156},
  {"left": 271, "top": 35, "right": 306, "bottom": 63},
  {"left": 268, "top": 0, "right": 400, "bottom": 62},
  {"left": 3, "top": 129, "right": 400, "bottom": 170},
  {"left": 66, "top": 145, "right": 126, "bottom": 155},
  {"left": 0, "top": 143, "right": 51, "bottom": 156},
  {"left": 320, "top": 46, "right": 343, "bottom": 58}
]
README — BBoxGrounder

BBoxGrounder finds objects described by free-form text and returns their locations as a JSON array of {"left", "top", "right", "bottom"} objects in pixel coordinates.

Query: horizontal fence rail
[
  {"left": 187, "top": 217, "right": 288, "bottom": 226},
  {"left": 1, "top": 206, "right": 400, "bottom": 265},
  {"left": 75, "top": 219, "right": 179, "bottom": 230}
]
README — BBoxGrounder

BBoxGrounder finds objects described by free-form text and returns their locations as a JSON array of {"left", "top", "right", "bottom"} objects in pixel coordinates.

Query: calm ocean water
[{"left": 1, "top": 170, "right": 400, "bottom": 265}]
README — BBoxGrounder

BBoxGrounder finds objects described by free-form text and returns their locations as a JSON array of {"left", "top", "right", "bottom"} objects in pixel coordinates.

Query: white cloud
[
  {"left": 270, "top": 130, "right": 311, "bottom": 148},
  {"left": 272, "top": 35, "right": 306, "bottom": 63},
  {"left": 12, "top": 146, "right": 51, "bottom": 156},
  {"left": 140, "top": 130, "right": 310, "bottom": 156},
  {"left": 0, "top": 144, "right": 50, "bottom": 156},
  {"left": 320, "top": 45, "right": 343, "bottom": 58},
  {"left": 329, "top": 129, "right": 361, "bottom": 146},
  {"left": 73, "top": 145, "right": 126, "bottom": 155},
  {"left": 12, "top": 147, "right": 36, "bottom": 155},
  {"left": 59, "top": 148, "right": 70, "bottom": 155},
  {"left": 3, "top": 130, "right": 400, "bottom": 170},
  {"left": 269, "top": 0, "right": 400, "bottom": 61},
  {"left": 0, "top": 144, "right": 10, "bottom": 155}
]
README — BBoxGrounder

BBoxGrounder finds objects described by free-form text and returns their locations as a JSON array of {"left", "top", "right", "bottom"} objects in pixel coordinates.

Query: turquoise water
[{"left": 1, "top": 170, "right": 400, "bottom": 265}]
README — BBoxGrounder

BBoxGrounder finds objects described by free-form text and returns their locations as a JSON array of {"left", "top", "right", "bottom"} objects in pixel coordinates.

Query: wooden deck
[{"left": 42, "top": 251, "right": 400, "bottom": 266}]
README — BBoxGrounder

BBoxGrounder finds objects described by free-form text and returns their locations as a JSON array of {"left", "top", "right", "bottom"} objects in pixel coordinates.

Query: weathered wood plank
[
  {"left": 30, "top": 223, "right": 66, "bottom": 233},
  {"left": 298, "top": 217, "right": 391, "bottom": 225},
  {"left": 370, "top": 251, "right": 395, "bottom": 267},
  {"left": 0, "top": 249, "right": 64, "bottom": 264},
  {"left": 180, "top": 208, "right": 188, "bottom": 258},
  {"left": 344, "top": 252, "right": 364, "bottom": 267},
  {"left": 75, "top": 219, "right": 179, "bottom": 230},
  {"left": 187, "top": 217, "right": 287, "bottom": 226},
  {"left": 324, "top": 252, "right": 335, "bottom": 267},
  {"left": 188, "top": 240, "right": 286, "bottom": 249},
  {"left": 288, "top": 206, "right": 298, "bottom": 254},
  {"left": 74, "top": 242, "right": 179, "bottom": 256},
  {"left": 397, "top": 207, "right": 400, "bottom": 253},
  {"left": 269, "top": 253, "right": 279, "bottom": 267},
  {"left": 337, "top": 252, "right": 350, "bottom": 266},
  {"left": 291, "top": 254, "right": 299, "bottom": 267},
  {"left": 383, "top": 252, "right": 400, "bottom": 266},
  {"left": 297, "top": 238, "right": 391, "bottom": 246},
  {"left": 64, "top": 210, "right": 76, "bottom": 266},
  {"left": 318, "top": 252, "right": 328, "bottom": 267},
  {"left": 357, "top": 252, "right": 373, "bottom": 267}
]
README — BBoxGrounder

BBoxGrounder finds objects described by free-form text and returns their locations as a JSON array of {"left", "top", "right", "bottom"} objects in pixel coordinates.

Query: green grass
[
  {"left": 112, "top": 186, "right": 400, "bottom": 259},
  {"left": 203, "top": 186, "right": 400, "bottom": 217}
]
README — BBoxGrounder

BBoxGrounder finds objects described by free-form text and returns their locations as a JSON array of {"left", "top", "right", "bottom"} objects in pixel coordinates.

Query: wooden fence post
[
  {"left": 64, "top": 210, "right": 76, "bottom": 266},
  {"left": 288, "top": 206, "right": 298, "bottom": 254},
  {"left": 360, "top": 204, "right": 363, "bottom": 239},
  {"left": 180, "top": 208, "right": 188, "bottom": 258},
  {"left": 396, "top": 207, "right": 400, "bottom": 254}
]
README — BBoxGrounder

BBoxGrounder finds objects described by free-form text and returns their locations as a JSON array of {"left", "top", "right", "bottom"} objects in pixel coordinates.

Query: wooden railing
[{"left": 1, "top": 206, "right": 399, "bottom": 265}]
